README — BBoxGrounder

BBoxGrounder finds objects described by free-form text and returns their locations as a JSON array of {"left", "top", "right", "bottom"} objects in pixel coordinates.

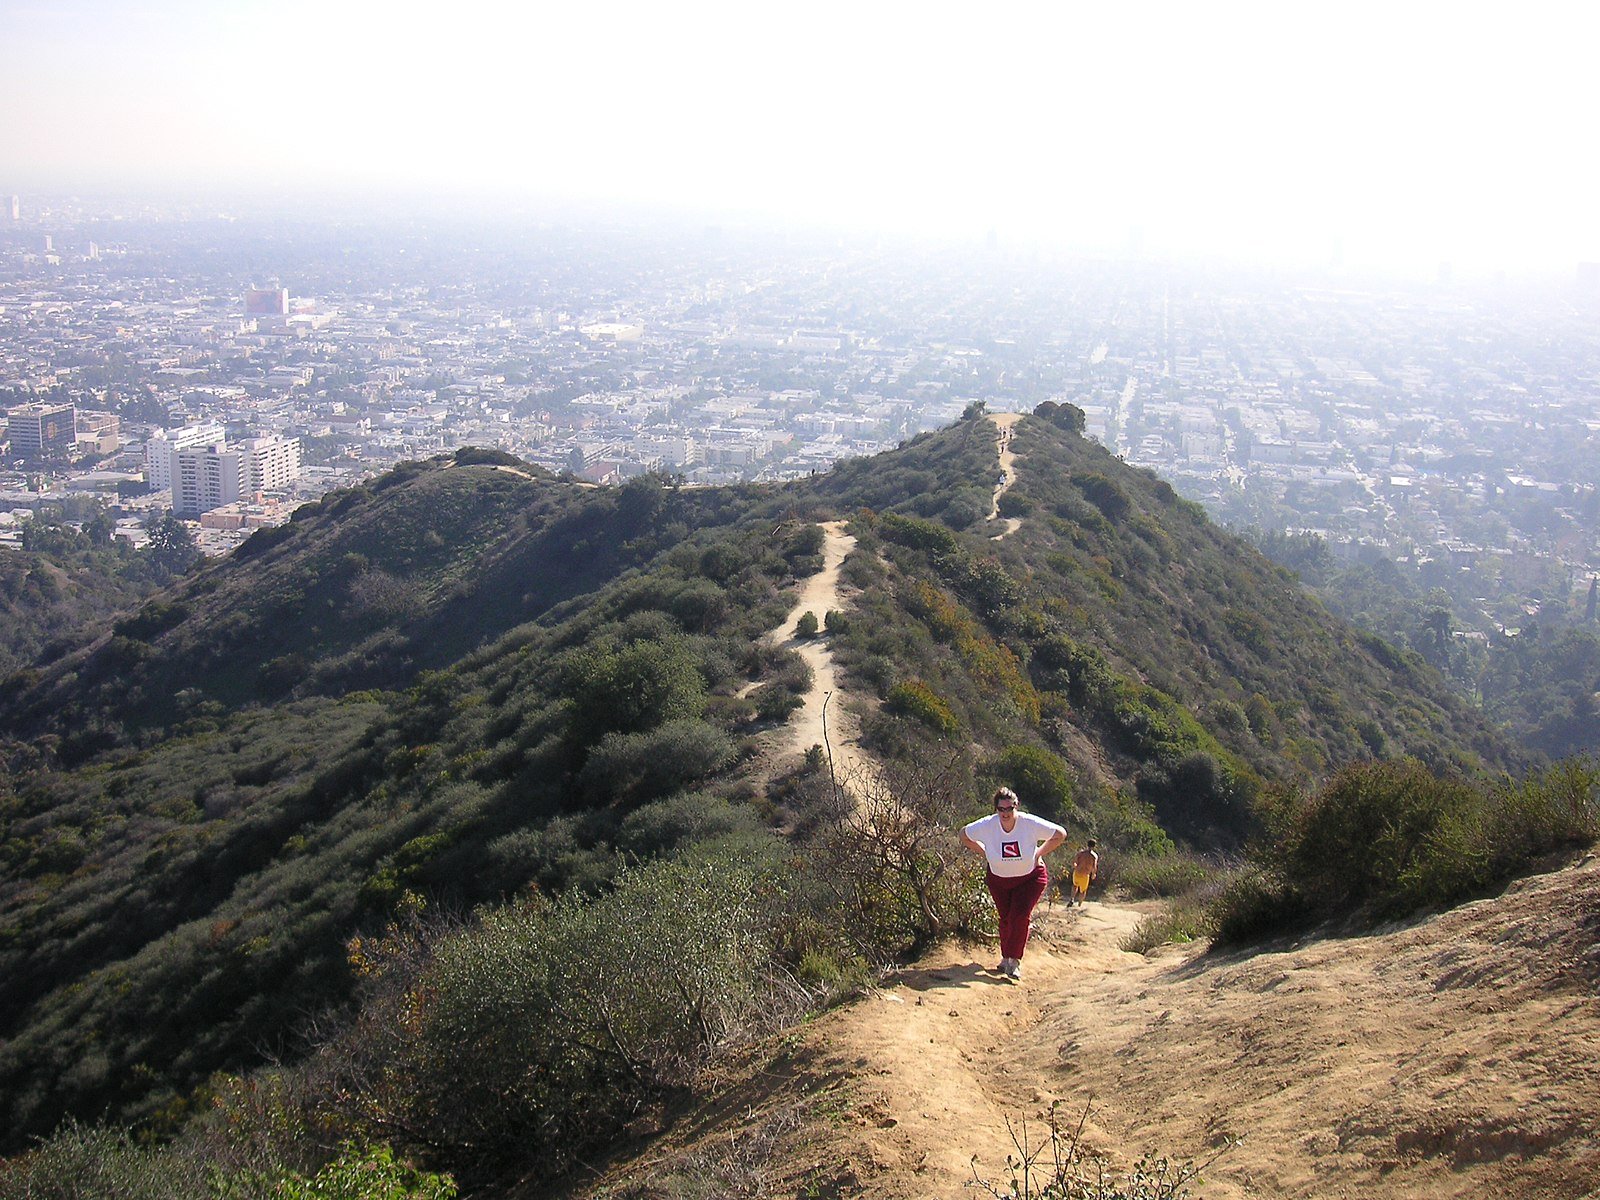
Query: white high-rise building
[
  {"left": 238, "top": 434, "right": 302, "bottom": 494},
  {"left": 163, "top": 430, "right": 301, "bottom": 515},
  {"left": 173, "top": 444, "right": 243, "bottom": 517},
  {"left": 146, "top": 422, "right": 227, "bottom": 493}
]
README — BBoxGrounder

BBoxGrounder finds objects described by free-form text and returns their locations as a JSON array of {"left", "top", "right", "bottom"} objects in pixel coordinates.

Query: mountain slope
[
  {"left": 0, "top": 415, "right": 1523, "bottom": 1150},
  {"left": 798, "top": 413, "right": 1518, "bottom": 842},
  {"left": 0, "top": 459, "right": 777, "bottom": 757}
]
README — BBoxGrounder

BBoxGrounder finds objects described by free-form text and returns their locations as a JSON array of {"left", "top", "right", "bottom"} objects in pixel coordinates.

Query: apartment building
[
  {"left": 237, "top": 434, "right": 302, "bottom": 493},
  {"left": 172, "top": 434, "right": 303, "bottom": 516},
  {"left": 173, "top": 444, "right": 243, "bottom": 517},
  {"left": 146, "top": 421, "right": 227, "bottom": 493},
  {"left": 6, "top": 403, "right": 76, "bottom": 460}
]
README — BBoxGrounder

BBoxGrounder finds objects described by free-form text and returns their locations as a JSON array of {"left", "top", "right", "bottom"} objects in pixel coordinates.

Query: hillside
[
  {"left": 558, "top": 852, "right": 1600, "bottom": 1200},
  {"left": 0, "top": 537, "right": 167, "bottom": 686},
  {"left": 0, "top": 412, "right": 1525, "bottom": 1157}
]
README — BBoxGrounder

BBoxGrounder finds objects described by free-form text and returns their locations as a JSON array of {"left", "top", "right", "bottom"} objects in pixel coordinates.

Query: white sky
[{"left": 3, "top": 0, "right": 1598, "bottom": 272}]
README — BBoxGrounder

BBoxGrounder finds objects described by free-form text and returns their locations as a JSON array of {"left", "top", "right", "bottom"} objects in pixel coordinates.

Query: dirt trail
[
  {"left": 575, "top": 854, "right": 1600, "bottom": 1199},
  {"left": 761, "top": 520, "right": 871, "bottom": 784},
  {"left": 799, "top": 855, "right": 1600, "bottom": 1199},
  {"left": 807, "top": 899, "right": 1149, "bottom": 1195},
  {"left": 987, "top": 412, "right": 1024, "bottom": 539}
]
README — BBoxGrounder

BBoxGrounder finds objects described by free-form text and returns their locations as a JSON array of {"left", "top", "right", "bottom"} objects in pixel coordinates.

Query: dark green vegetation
[
  {"left": 809, "top": 413, "right": 1519, "bottom": 850},
  {"left": 1113, "top": 759, "right": 1599, "bottom": 955},
  {"left": 1252, "top": 529, "right": 1600, "bottom": 761},
  {"left": 1209, "top": 757, "right": 1599, "bottom": 943},
  {"left": 0, "top": 505, "right": 192, "bottom": 683},
  {"left": 0, "top": 417, "right": 1565, "bottom": 1193},
  {"left": 0, "top": 461, "right": 781, "bottom": 757}
]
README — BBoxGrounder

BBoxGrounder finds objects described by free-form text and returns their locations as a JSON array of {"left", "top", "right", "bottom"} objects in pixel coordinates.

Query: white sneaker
[
  {"left": 1006, "top": 959, "right": 1022, "bottom": 980},
  {"left": 996, "top": 956, "right": 1015, "bottom": 975}
]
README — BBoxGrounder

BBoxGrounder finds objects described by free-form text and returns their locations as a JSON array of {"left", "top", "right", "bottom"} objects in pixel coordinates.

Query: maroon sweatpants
[{"left": 986, "top": 864, "right": 1048, "bottom": 960}]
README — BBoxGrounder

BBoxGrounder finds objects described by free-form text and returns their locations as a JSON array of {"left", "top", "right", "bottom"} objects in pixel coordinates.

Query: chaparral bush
[{"left": 323, "top": 851, "right": 771, "bottom": 1183}]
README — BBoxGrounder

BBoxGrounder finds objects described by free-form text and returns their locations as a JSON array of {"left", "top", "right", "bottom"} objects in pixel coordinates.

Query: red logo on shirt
[{"left": 1001, "top": 840, "right": 1021, "bottom": 858}]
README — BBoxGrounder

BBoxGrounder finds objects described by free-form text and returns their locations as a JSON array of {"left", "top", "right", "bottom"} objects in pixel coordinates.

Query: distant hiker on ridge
[
  {"left": 960, "top": 787, "right": 1066, "bottom": 980},
  {"left": 1070, "top": 838, "right": 1099, "bottom": 906}
]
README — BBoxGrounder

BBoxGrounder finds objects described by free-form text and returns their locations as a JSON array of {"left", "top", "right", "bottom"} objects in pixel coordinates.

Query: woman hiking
[{"left": 960, "top": 787, "right": 1067, "bottom": 980}]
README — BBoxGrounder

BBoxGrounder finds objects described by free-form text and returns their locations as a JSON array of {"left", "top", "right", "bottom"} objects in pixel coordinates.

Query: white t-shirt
[{"left": 963, "top": 811, "right": 1066, "bottom": 878}]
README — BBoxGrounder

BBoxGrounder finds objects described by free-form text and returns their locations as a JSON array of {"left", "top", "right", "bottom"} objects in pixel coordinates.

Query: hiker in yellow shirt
[{"left": 1070, "top": 839, "right": 1098, "bottom": 906}]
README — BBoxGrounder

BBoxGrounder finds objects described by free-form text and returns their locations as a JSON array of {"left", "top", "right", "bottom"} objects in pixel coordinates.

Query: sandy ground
[
  {"left": 570, "top": 853, "right": 1600, "bottom": 1200},
  {"left": 761, "top": 520, "right": 872, "bottom": 785},
  {"left": 805, "top": 854, "right": 1600, "bottom": 1199},
  {"left": 988, "top": 412, "right": 1024, "bottom": 540}
]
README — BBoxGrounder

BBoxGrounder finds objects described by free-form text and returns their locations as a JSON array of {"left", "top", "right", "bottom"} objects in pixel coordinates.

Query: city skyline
[{"left": 4, "top": 1, "right": 1598, "bottom": 276}]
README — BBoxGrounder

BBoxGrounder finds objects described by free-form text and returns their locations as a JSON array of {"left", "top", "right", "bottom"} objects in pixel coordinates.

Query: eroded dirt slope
[{"left": 566, "top": 854, "right": 1600, "bottom": 1199}]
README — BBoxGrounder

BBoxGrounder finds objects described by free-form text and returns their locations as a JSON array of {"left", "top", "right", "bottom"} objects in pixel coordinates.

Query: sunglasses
[{"left": 995, "top": 804, "right": 1016, "bottom": 812}]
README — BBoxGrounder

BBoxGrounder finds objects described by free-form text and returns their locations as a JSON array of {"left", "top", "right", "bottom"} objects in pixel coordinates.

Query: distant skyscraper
[
  {"left": 6, "top": 403, "right": 76, "bottom": 460},
  {"left": 7, "top": 195, "right": 18, "bottom": 221},
  {"left": 39, "top": 234, "right": 53, "bottom": 253},
  {"left": 244, "top": 287, "right": 290, "bottom": 317}
]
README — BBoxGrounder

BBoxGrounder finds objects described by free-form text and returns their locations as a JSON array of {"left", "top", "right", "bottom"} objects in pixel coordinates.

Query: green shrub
[
  {"left": 885, "top": 679, "right": 961, "bottom": 738},
  {"left": 754, "top": 683, "right": 805, "bottom": 722},
  {"left": 452, "top": 446, "right": 525, "bottom": 469},
  {"left": 1208, "top": 866, "right": 1308, "bottom": 945},
  {"left": 1134, "top": 750, "right": 1255, "bottom": 847},
  {"left": 275, "top": 1142, "right": 456, "bottom": 1200},
  {"left": 1094, "top": 796, "right": 1176, "bottom": 859},
  {"left": 327, "top": 852, "right": 771, "bottom": 1182},
  {"left": 1072, "top": 472, "right": 1131, "bottom": 521},
  {"left": 565, "top": 638, "right": 708, "bottom": 743},
  {"left": 878, "top": 512, "right": 961, "bottom": 557},
  {"left": 579, "top": 719, "right": 736, "bottom": 804},
  {"left": 1282, "top": 759, "right": 1486, "bottom": 917},
  {"left": 783, "top": 523, "right": 826, "bottom": 562},
  {"left": 1112, "top": 852, "right": 1213, "bottom": 900},
  {"left": 0, "top": 1120, "right": 198, "bottom": 1199},
  {"left": 795, "top": 947, "right": 872, "bottom": 994},
  {"left": 1216, "top": 757, "right": 1598, "bottom": 939},
  {"left": 993, "top": 744, "right": 1075, "bottom": 824},
  {"left": 1120, "top": 900, "right": 1213, "bottom": 955},
  {"left": 615, "top": 792, "right": 766, "bottom": 859},
  {"left": 1484, "top": 759, "right": 1600, "bottom": 873},
  {"left": 996, "top": 490, "right": 1033, "bottom": 518},
  {"left": 794, "top": 611, "right": 820, "bottom": 638}
]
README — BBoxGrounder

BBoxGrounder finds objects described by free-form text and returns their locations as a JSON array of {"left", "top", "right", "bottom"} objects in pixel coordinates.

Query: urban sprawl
[{"left": 1, "top": 194, "right": 1596, "bottom": 634}]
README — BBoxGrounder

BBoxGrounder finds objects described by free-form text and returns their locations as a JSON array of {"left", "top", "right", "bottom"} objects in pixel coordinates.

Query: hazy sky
[{"left": 4, "top": 1, "right": 1597, "bottom": 272}]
